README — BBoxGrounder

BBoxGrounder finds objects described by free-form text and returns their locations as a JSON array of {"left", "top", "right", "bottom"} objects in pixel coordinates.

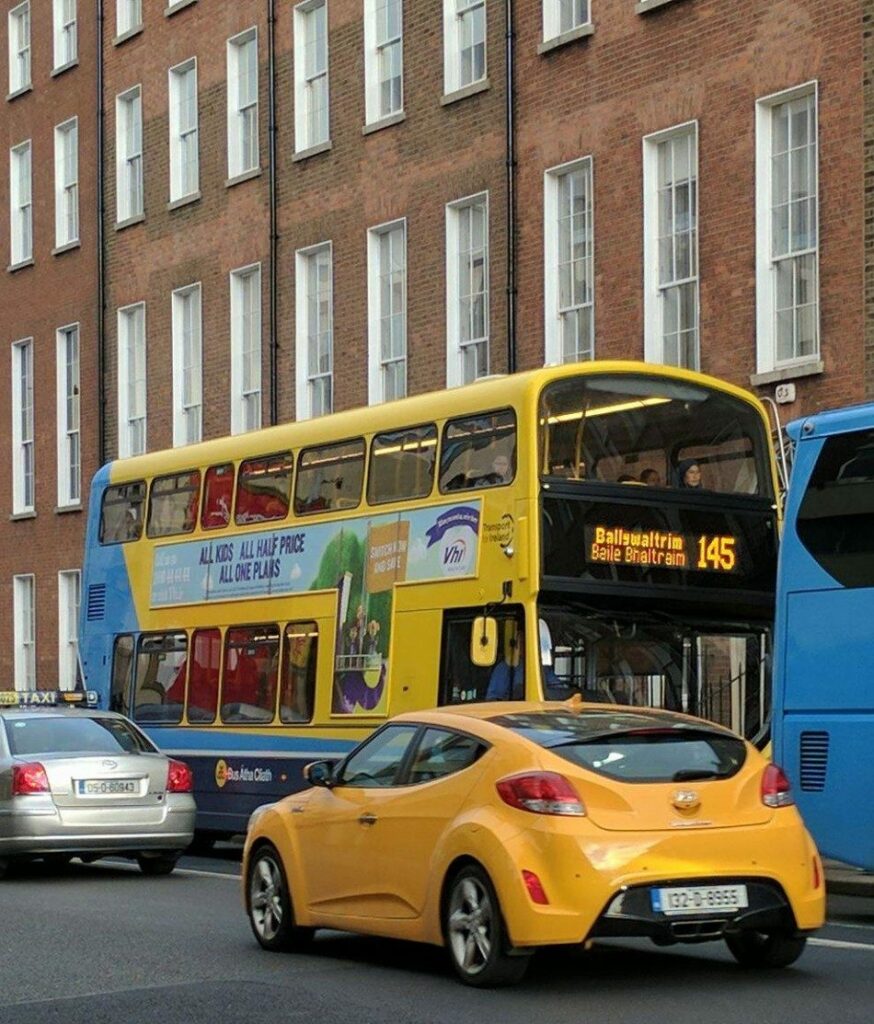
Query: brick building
[{"left": 0, "top": 0, "right": 868, "bottom": 687}]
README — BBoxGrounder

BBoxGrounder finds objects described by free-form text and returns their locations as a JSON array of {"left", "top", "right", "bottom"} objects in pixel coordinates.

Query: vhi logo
[{"left": 441, "top": 532, "right": 473, "bottom": 576}]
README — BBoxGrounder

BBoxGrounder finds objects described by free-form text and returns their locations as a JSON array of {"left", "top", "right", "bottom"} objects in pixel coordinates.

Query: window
[
  {"left": 439, "top": 607, "right": 526, "bottom": 705},
  {"left": 230, "top": 264, "right": 262, "bottom": 434},
  {"left": 543, "top": 0, "right": 589, "bottom": 41},
  {"left": 188, "top": 628, "right": 221, "bottom": 723},
  {"left": 280, "top": 622, "right": 318, "bottom": 723},
  {"left": 227, "top": 28, "right": 259, "bottom": 178},
  {"left": 367, "top": 220, "right": 406, "bottom": 403},
  {"left": 117, "top": 303, "right": 147, "bottom": 457},
  {"left": 338, "top": 724, "right": 419, "bottom": 787},
  {"left": 221, "top": 625, "right": 280, "bottom": 724},
  {"left": 294, "top": 0, "right": 329, "bottom": 152},
  {"left": 11, "top": 338, "right": 34, "bottom": 514},
  {"left": 10, "top": 141, "right": 32, "bottom": 266},
  {"left": 294, "top": 439, "right": 365, "bottom": 514},
  {"left": 116, "top": 87, "right": 143, "bottom": 222},
  {"left": 201, "top": 463, "right": 234, "bottom": 530},
  {"left": 756, "top": 84, "right": 819, "bottom": 372},
  {"left": 56, "top": 324, "right": 80, "bottom": 507},
  {"left": 172, "top": 284, "right": 202, "bottom": 445},
  {"left": 53, "top": 0, "right": 77, "bottom": 69},
  {"left": 368, "top": 425, "right": 438, "bottom": 504},
  {"left": 58, "top": 569, "right": 81, "bottom": 691},
  {"left": 55, "top": 118, "right": 79, "bottom": 248},
  {"left": 444, "top": 0, "right": 485, "bottom": 95},
  {"left": 295, "top": 243, "right": 333, "bottom": 419},
  {"left": 110, "top": 634, "right": 134, "bottom": 714},
  {"left": 134, "top": 632, "right": 187, "bottom": 724},
  {"left": 13, "top": 574, "right": 36, "bottom": 690},
  {"left": 643, "top": 124, "right": 698, "bottom": 369},
  {"left": 100, "top": 481, "right": 146, "bottom": 544},
  {"left": 235, "top": 452, "right": 293, "bottom": 525},
  {"left": 446, "top": 194, "right": 489, "bottom": 386},
  {"left": 8, "top": 2, "right": 30, "bottom": 94},
  {"left": 439, "top": 409, "right": 516, "bottom": 492},
  {"left": 169, "top": 59, "right": 199, "bottom": 201},
  {"left": 544, "top": 158, "right": 594, "bottom": 365},
  {"left": 147, "top": 470, "right": 200, "bottom": 537},
  {"left": 117, "top": 0, "right": 142, "bottom": 36},
  {"left": 406, "top": 728, "right": 484, "bottom": 784},
  {"left": 364, "top": 0, "right": 402, "bottom": 124}
]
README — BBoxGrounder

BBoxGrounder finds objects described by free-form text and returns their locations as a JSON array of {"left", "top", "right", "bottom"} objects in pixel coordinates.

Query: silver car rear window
[{"left": 5, "top": 716, "right": 155, "bottom": 757}]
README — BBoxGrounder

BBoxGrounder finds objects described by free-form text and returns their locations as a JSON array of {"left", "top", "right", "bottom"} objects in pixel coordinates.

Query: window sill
[
  {"left": 167, "top": 191, "right": 202, "bottom": 212},
  {"left": 116, "top": 213, "right": 145, "bottom": 231},
  {"left": 538, "top": 23, "right": 594, "bottom": 55},
  {"left": 51, "top": 58, "right": 79, "bottom": 78},
  {"left": 114, "top": 25, "right": 143, "bottom": 46},
  {"left": 441, "top": 78, "right": 491, "bottom": 107},
  {"left": 362, "top": 110, "right": 406, "bottom": 136},
  {"left": 7, "top": 257, "right": 34, "bottom": 273},
  {"left": 165, "top": 0, "right": 197, "bottom": 16},
  {"left": 52, "top": 239, "right": 81, "bottom": 257},
  {"left": 749, "top": 360, "right": 824, "bottom": 387},
  {"left": 9, "top": 511, "right": 36, "bottom": 522},
  {"left": 55, "top": 503, "right": 82, "bottom": 515},
  {"left": 226, "top": 167, "right": 262, "bottom": 188},
  {"left": 636, "top": 0, "right": 688, "bottom": 13},
  {"left": 6, "top": 83, "right": 32, "bottom": 102},
  {"left": 292, "top": 140, "right": 333, "bottom": 162}
]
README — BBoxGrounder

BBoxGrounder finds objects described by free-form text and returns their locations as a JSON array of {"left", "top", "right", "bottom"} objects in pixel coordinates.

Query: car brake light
[
  {"left": 522, "top": 869, "right": 550, "bottom": 905},
  {"left": 496, "top": 771, "right": 585, "bottom": 816},
  {"left": 761, "top": 763, "right": 794, "bottom": 808},
  {"left": 166, "top": 759, "right": 193, "bottom": 793},
  {"left": 12, "top": 762, "right": 50, "bottom": 795}
]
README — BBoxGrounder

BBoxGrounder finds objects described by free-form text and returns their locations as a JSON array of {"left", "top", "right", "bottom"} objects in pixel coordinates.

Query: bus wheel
[
  {"left": 725, "top": 930, "right": 807, "bottom": 968},
  {"left": 246, "top": 845, "right": 314, "bottom": 952}
]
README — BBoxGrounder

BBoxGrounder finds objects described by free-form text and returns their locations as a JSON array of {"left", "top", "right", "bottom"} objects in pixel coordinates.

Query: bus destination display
[{"left": 586, "top": 525, "right": 738, "bottom": 573}]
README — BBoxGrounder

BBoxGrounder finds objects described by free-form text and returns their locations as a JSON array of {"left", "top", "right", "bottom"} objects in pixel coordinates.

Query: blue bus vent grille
[
  {"left": 86, "top": 585, "right": 106, "bottom": 621},
  {"left": 799, "top": 731, "right": 829, "bottom": 792}
]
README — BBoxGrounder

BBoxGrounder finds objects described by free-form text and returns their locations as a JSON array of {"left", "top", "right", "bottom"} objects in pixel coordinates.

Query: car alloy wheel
[{"left": 246, "top": 845, "right": 314, "bottom": 953}]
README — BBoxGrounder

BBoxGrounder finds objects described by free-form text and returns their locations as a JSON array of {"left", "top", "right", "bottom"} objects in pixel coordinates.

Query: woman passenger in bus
[{"left": 676, "top": 459, "right": 703, "bottom": 489}]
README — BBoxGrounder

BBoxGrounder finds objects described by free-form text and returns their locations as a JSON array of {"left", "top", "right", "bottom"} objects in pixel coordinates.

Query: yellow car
[{"left": 242, "top": 701, "right": 824, "bottom": 986}]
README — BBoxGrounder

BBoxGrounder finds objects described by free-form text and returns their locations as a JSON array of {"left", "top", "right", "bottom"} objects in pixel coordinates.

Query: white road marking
[{"left": 810, "top": 937, "right": 874, "bottom": 952}]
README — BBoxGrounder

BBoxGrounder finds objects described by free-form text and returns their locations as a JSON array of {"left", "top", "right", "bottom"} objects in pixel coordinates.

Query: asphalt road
[{"left": 0, "top": 848, "right": 872, "bottom": 1024}]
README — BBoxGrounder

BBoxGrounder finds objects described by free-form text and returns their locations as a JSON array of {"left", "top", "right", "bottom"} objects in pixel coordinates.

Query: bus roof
[{"left": 786, "top": 401, "right": 874, "bottom": 442}]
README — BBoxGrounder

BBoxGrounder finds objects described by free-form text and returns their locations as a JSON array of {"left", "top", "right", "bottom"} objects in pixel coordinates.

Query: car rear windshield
[
  {"left": 5, "top": 716, "right": 156, "bottom": 758},
  {"left": 490, "top": 710, "right": 747, "bottom": 783}
]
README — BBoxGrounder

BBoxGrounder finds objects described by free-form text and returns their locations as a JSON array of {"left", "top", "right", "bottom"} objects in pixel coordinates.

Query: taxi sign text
[{"left": 587, "top": 526, "right": 738, "bottom": 573}]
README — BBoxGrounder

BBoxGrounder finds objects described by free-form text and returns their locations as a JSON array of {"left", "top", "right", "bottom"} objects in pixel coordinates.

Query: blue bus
[{"left": 772, "top": 403, "right": 874, "bottom": 870}]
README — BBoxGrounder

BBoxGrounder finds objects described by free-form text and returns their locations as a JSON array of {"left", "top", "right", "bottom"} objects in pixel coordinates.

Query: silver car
[{"left": 0, "top": 695, "right": 195, "bottom": 878}]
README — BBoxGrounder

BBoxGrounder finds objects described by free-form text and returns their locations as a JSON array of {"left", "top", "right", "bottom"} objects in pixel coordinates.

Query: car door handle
[{"left": 358, "top": 813, "right": 377, "bottom": 826}]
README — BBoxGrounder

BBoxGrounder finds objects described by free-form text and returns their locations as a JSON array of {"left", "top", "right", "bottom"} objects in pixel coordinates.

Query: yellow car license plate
[{"left": 651, "top": 884, "right": 749, "bottom": 915}]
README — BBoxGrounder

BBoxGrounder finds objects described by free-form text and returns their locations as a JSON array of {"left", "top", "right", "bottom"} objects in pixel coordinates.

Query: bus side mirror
[
  {"left": 303, "top": 760, "right": 337, "bottom": 788},
  {"left": 471, "top": 617, "right": 498, "bottom": 668}
]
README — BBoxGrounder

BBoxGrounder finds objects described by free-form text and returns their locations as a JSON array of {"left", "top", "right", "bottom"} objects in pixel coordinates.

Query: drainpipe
[
  {"left": 96, "top": 1, "right": 106, "bottom": 465},
  {"left": 504, "top": 0, "right": 517, "bottom": 374},
  {"left": 268, "top": 0, "right": 279, "bottom": 425}
]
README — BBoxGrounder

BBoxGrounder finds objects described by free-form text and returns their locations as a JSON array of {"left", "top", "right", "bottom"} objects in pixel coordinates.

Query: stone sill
[
  {"left": 538, "top": 23, "right": 594, "bottom": 55},
  {"left": 6, "top": 83, "right": 32, "bottom": 102},
  {"left": 441, "top": 78, "right": 490, "bottom": 107},
  {"left": 51, "top": 58, "right": 79, "bottom": 79},
  {"left": 292, "top": 140, "right": 332, "bottom": 163},
  {"left": 636, "top": 0, "right": 688, "bottom": 13},
  {"left": 7, "top": 257, "right": 34, "bottom": 273},
  {"left": 226, "top": 167, "right": 262, "bottom": 188},
  {"left": 362, "top": 111, "right": 406, "bottom": 136},
  {"left": 52, "top": 239, "right": 81, "bottom": 257},
  {"left": 55, "top": 504, "right": 82, "bottom": 515},
  {"left": 749, "top": 360, "right": 824, "bottom": 387},
  {"left": 114, "top": 26, "right": 143, "bottom": 47},
  {"left": 167, "top": 191, "right": 202, "bottom": 212},
  {"left": 165, "top": 0, "right": 198, "bottom": 16},
  {"left": 116, "top": 213, "right": 145, "bottom": 231},
  {"left": 9, "top": 511, "right": 36, "bottom": 522}
]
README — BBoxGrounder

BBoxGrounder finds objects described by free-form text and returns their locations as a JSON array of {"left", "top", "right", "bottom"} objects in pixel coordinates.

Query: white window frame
[
  {"left": 117, "top": 0, "right": 142, "bottom": 37},
  {"left": 755, "top": 81, "right": 820, "bottom": 374},
  {"left": 117, "top": 303, "right": 147, "bottom": 458},
  {"left": 11, "top": 337, "right": 35, "bottom": 515},
  {"left": 172, "top": 284, "right": 203, "bottom": 446},
  {"left": 364, "top": 0, "right": 403, "bottom": 125},
  {"left": 10, "top": 140, "right": 32, "bottom": 266},
  {"left": 116, "top": 86, "right": 143, "bottom": 223},
  {"left": 542, "top": 0, "right": 590, "bottom": 42},
  {"left": 295, "top": 242, "right": 333, "bottom": 420},
  {"left": 443, "top": 0, "right": 486, "bottom": 96},
  {"left": 642, "top": 121, "right": 699, "bottom": 370},
  {"left": 53, "top": 0, "right": 77, "bottom": 70},
  {"left": 8, "top": 2, "right": 31, "bottom": 94},
  {"left": 544, "top": 156, "right": 595, "bottom": 366},
  {"left": 54, "top": 118, "right": 80, "bottom": 248},
  {"left": 227, "top": 28, "right": 259, "bottom": 179},
  {"left": 367, "top": 219, "right": 407, "bottom": 404},
  {"left": 446, "top": 193, "right": 489, "bottom": 387},
  {"left": 168, "top": 58, "right": 199, "bottom": 202},
  {"left": 58, "top": 569, "right": 81, "bottom": 691},
  {"left": 56, "top": 323, "right": 81, "bottom": 508},
  {"left": 293, "top": 0, "right": 330, "bottom": 153},
  {"left": 13, "top": 574, "right": 36, "bottom": 690},
  {"left": 230, "top": 264, "right": 262, "bottom": 435}
]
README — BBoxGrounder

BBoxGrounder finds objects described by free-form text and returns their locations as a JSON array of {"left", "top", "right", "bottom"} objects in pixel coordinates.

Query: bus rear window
[
  {"left": 235, "top": 452, "right": 292, "bottom": 525},
  {"left": 368, "top": 425, "right": 437, "bottom": 504},
  {"left": 295, "top": 439, "right": 365, "bottom": 514},
  {"left": 202, "top": 463, "right": 234, "bottom": 530},
  {"left": 147, "top": 470, "right": 200, "bottom": 538},
  {"left": 100, "top": 481, "right": 146, "bottom": 544},
  {"left": 439, "top": 410, "right": 516, "bottom": 492}
]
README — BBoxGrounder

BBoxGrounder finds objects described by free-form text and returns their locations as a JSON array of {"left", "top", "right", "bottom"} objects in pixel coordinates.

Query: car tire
[
  {"left": 444, "top": 864, "right": 530, "bottom": 987},
  {"left": 137, "top": 853, "right": 180, "bottom": 877},
  {"left": 725, "top": 930, "right": 807, "bottom": 968},
  {"left": 246, "top": 844, "right": 314, "bottom": 953}
]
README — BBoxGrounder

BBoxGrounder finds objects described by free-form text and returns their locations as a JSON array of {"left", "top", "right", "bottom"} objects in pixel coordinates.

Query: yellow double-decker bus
[{"left": 79, "top": 362, "right": 781, "bottom": 838}]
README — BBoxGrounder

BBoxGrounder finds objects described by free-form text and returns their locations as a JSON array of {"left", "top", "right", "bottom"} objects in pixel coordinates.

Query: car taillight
[
  {"left": 166, "top": 759, "right": 193, "bottom": 793},
  {"left": 496, "top": 771, "right": 585, "bottom": 816},
  {"left": 522, "top": 869, "right": 550, "bottom": 905},
  {"left": 761, "top": 763, "right": 794, "bottom": 808},
  {"left": 12, "top": 762, "right": 49, "bottom": 795}
]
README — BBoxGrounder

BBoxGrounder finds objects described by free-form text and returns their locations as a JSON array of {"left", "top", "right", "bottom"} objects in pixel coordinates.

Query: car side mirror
[
  {"left": 303, "top": 759, "right": 337, "bottom": 788},
  {"left": 471, "top": 616, "right": 497, "bottom": 667}
]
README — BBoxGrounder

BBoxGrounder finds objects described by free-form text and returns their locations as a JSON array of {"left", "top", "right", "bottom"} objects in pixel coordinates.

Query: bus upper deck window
[
  {"left": 295, "top": 439, "right": 365, "bottom": 514},
  {"left": 100, "top": 481, "right": 146, "bottom": 544},
  {"left": 147, "top": 470, "right": 201, "bottom": 538},
  {"left": 235, "top": 452, "right": 293, "bottom": 525},
  {"left": 439, "top": 410, "right": 517, "bottom": 493},
  {"left": 368, "top": 425, "right": 437, "bottom": 505},
  {"left": 202, "top": 463, "right": 235, "bottom": 530}
]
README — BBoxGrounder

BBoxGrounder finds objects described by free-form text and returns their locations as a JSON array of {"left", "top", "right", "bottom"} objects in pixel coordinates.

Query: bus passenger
[
  {"left": 676, "top": 459, "right": 703, "bottom": 489},
  {"left": 640, "top": 468, "right": 661, "bottom": 486},
  {"left": 485, "top": 631, "right": 565, "bottom": 701}
]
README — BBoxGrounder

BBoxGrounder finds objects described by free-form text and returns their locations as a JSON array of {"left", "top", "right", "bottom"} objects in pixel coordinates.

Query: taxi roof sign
[{"left": 0, "top": 690, "right": 99, "bottom": 708}]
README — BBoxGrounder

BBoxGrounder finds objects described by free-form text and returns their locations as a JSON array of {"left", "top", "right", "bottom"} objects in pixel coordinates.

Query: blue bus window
[
  {"left": 100, "top": 481, "right": 146, "bottom": 544},
  {"left": 147, "top": 470, "right": 200, "bottom": 538}
]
